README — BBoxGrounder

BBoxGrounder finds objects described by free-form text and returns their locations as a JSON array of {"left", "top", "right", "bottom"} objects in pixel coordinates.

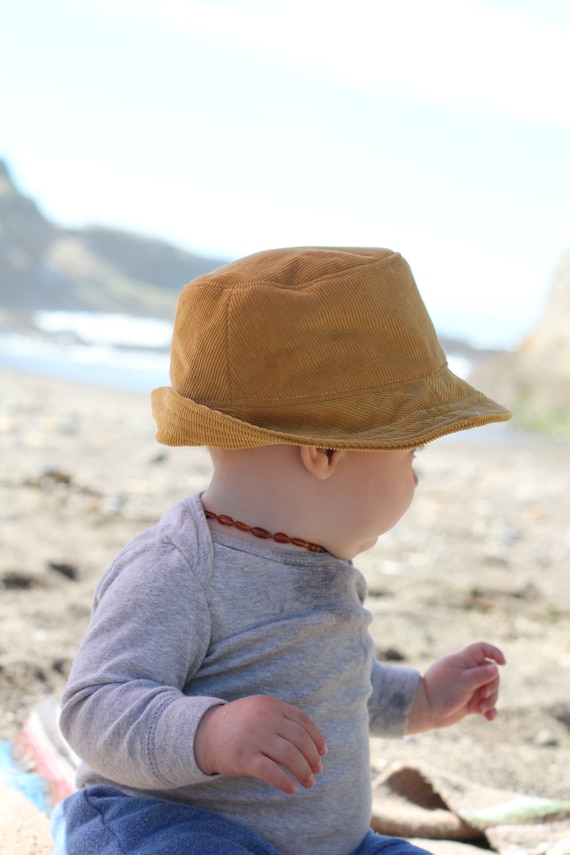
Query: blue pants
[{"left": 51, "top": 785, "right": 433, "bottom": 855}]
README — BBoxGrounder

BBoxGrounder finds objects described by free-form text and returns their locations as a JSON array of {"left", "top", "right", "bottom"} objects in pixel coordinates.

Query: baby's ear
[{"left": 299, "top": 447, "right": 345, "bottom": 480}]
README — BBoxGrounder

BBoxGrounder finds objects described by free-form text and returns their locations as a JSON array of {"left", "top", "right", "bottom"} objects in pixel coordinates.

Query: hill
[{"left": 0, "top": 159, "right": 227, "bottom": 321}]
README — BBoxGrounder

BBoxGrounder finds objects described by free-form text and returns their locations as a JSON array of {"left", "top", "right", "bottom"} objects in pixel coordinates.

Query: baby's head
[{"left": 152, "top": 246, "right": 510, "bottom": 451}]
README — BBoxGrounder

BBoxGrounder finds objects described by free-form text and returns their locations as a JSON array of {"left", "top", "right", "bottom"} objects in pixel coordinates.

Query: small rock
[
  {"left": 38, "top": 469, "right": 73, "bottom": 492},
  {"left": 1, "top": 571, "right": 35, "bottom": 590},
  {"left": 47, "top": 561, "right": 78, "bottom": 581},
  {"left": 377, "top": 647, "right": 406, "bottom": 662},
  {"left": 535, "top": 729, "right": 559, "bottom": 747},
  {"left": 550, "top": 703, "right": 570, "bottom": 730}
]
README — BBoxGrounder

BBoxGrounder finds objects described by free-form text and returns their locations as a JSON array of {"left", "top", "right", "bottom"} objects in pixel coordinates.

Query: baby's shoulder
[{"left": 98, "top": 494, "right": 214, "bottom": 596}]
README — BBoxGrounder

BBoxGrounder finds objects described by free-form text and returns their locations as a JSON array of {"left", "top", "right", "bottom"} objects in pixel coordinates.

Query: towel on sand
[{"left": 371, "top": 762, "right": 570, "bottom": 855}]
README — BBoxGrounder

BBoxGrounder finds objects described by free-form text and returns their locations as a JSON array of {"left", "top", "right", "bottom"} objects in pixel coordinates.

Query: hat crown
[{"left": 170, "top": 246, "right": 445, "bottom": 409}]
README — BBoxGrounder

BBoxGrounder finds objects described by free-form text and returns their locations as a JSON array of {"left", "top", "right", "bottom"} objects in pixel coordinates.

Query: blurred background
[{"left": 1, "top": 0, "right": 569, "bottom": 430}]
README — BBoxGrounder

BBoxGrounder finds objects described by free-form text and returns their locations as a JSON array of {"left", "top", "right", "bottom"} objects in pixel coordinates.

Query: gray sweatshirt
[{"left": 60, "top": 493, "right": 420, "bottom": 855}]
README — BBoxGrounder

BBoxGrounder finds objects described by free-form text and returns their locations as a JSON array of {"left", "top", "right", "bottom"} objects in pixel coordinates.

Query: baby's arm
[
  {"left": 60, "top": 535, "right": 224, "bottom": 790},
  {"left": 406, "top": 641, "right": 506, "bottom": 734},
  {"left": 195, "top": 695, "right": 327, "bottom": 795}
]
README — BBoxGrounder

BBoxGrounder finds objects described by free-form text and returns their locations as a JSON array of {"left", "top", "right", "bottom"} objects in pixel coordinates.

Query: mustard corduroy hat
[{"left": 151, "top": 246, "right": 511, "bottom": 449}]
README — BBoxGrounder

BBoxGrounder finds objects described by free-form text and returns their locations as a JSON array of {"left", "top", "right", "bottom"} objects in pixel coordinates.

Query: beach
[{"left": 2, "top": 364, "right": 570, "bottom": 810}]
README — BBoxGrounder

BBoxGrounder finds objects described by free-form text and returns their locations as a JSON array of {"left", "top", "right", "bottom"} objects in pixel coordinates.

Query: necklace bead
[{"left": 203, "top": 509, "right": 326, "bottom": 553}]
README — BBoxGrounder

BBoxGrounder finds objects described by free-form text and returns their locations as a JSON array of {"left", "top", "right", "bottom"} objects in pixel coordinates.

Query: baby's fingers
[
  {"left": 266, "top": 715, "right": 326, "bottom": 790},
  {"left": 461, "top": 660, "right": 500, "bottom": 695},
  {"left": 248, "top": 728, "right": 321, "bottom": 794},
  {"left": 465, "top": 641, "right": 506, "bottom": 667},
  {"left": 249, "top": 752, "right": 305, "bottom": 795},
  {"left": 283, "top": 710, "right": 327, "bottom": 770},
  {"left": 476, "top": 675, "right": 500, "bottom": 719},
  {"left": 284, "top": 706, "right": 328, "bottom": 761}
]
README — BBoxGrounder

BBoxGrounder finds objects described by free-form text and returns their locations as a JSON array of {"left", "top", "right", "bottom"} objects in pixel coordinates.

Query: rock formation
[{"left": 470, "top": 252, "right": 570, "bottom": 433}]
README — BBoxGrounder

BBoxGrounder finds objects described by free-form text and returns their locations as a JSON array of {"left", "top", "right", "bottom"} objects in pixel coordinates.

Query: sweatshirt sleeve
[
  {"left": 60, "top": 517, "right": 224, "bottom": 790},
  {"left": 368, "top": 659, "right": 420, "bottom": 738}
]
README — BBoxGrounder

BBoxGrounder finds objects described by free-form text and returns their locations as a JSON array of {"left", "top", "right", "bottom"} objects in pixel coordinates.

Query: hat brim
[{"left": 151, "top": 363, "right": 511, "bottom": 450}]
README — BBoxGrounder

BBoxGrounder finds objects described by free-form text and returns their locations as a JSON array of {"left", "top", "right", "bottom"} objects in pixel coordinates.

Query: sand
[{"left": 2, "top": 364, "right": 570, "bottom": 822}]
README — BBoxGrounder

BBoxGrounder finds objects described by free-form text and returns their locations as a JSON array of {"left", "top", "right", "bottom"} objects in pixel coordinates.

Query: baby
[{"left": 52, "top": 247, "right": 510, "bottom": 855}]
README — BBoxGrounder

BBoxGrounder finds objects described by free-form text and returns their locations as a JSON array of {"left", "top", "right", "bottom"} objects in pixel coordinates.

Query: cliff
[{"left": 471, "top": 252, "right": 570, "bottom": 434}]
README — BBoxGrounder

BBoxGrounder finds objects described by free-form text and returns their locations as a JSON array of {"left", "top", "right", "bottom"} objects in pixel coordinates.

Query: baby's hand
[
  {"left": 194, "top": 695, "right": 328, "bottom": 794},
  {"left": 407, "top": 641, "right": 506, "bottom": 734}
]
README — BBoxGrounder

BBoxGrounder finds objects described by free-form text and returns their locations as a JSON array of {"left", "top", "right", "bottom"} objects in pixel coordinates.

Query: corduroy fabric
[{"left": 151, "top": 247, "right": 511, "bottom": 449}]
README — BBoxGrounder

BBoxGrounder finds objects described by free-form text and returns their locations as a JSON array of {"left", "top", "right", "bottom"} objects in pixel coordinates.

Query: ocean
[{"left": 0, "top": 311, "right": 172, "bottom": 393}]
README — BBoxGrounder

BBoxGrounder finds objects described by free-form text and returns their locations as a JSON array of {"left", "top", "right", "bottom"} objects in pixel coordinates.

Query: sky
[{"left": 2, "top": 0, "right": 570, "bottom": 348}]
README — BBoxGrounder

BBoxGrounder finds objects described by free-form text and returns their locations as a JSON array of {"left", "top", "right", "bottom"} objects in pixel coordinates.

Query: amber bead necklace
[{"left": 203, "top": 509, "right": 326, "bottom": 553}]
